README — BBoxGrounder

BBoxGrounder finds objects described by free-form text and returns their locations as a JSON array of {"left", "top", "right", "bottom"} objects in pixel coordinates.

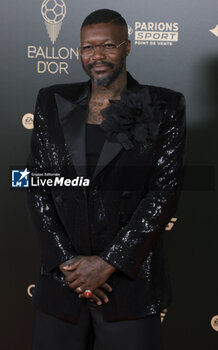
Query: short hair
[{"left": 81, "top": 9, "right": 128, "bottom": 32}]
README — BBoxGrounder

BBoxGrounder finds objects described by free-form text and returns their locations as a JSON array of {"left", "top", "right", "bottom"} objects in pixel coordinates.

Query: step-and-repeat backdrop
[{"left": 1, "top": 0, "right": 217, "bottom": 349}]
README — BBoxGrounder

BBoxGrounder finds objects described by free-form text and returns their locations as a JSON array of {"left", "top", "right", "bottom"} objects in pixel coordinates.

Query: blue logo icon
[{"left": 11, "top": 168, "right": 30, "bottom": 188}]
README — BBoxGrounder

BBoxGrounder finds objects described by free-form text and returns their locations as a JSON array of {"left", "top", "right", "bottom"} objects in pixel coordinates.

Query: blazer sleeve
[
  {"left": 26, "top": 88, "right": 77, "bottom": 273},
  {"left": 99, "top": 92, "right": 186, "bottom": 280}
]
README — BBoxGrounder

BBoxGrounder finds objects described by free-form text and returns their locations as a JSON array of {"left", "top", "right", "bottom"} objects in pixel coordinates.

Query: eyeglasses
[{"left": 79, "top": 41, "right": 127, "bottom": 57}]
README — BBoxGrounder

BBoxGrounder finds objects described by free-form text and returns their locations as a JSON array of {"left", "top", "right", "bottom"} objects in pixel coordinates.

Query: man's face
[{"left": 80, "top": 22, "right": 130, "bottom": 86}]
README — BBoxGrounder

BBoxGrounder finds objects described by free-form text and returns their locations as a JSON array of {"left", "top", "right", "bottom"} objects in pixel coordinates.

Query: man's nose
[{"left": 92, "top": 46, "right": 106, "bottom": 59}]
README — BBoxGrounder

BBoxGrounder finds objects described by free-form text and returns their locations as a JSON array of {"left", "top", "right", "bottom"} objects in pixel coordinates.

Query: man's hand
[
  {"left": 59, "top": 256, "right": 83, "bottom": 271},
  {"left": 62, "top": 255, "right": 116, "bottom": 291},
  {"left": 77, "top": 282, "right": 112, "bottom": 305},
  {"left": 59, "top": 256, "right": 116, "bottom": 305}
]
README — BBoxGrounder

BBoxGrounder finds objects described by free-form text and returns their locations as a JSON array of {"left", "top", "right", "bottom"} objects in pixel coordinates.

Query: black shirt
[{"left": 85, "top": 123, "right": 106, "bottom": 181}]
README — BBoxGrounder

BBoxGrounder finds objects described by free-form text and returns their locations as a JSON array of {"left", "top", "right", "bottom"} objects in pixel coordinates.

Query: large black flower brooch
[{"left": 99, "top": 87, "right": 166, "bottom": 150}]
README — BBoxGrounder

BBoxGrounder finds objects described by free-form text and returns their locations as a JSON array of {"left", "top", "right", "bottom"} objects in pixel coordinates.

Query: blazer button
[
  {"left": 121, "top": 191, "right": 132, "bottom": 199},
  {"left": 92, "top": 187, "right": 98, "bottom": 197}
]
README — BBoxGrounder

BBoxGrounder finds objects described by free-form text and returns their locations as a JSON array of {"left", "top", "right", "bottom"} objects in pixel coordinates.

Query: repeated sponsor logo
[
  {"left": 27, "top": 284, "right": 35, "bottom": 297},
  {"left": 209, "top": 25, "right": 218, "bottom": 37},
  {"left": 22, "top": 113, "right": 34, "bottom": 129},
  {"left": 160, "top": 308, "right": 167, "bottom": 323},
  {"left": 129, "top": 21, "right": 179, "bottom": 47},
  {"left": 41, "top": 0, "right": 66, "bottom": 44},
  {"left": 27, "top": 0, "right": 79, "bottom": 75},
  {"left": 211, "top": 315, "right": 218, "bottom": 331},
  {"left": 128, "top": 24, "right": 134, "bottom": 36},
  {"left": 165, "top": 217, "right": 178, "bottom": 231}
]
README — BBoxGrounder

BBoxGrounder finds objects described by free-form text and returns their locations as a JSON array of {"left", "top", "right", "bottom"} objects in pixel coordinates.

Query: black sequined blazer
[{"left": 27, "top": 72, "right": 186, "bottom": 323}]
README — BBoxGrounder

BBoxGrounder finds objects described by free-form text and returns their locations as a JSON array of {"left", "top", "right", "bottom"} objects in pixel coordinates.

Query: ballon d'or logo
[{"left": 41, "top": 0, "right": 66, "bottom": 44}]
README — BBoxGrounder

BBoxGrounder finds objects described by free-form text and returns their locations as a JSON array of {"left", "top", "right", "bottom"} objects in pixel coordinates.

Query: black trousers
[{"left": 32, "top": 300, "right": 164, "bottom": 350}]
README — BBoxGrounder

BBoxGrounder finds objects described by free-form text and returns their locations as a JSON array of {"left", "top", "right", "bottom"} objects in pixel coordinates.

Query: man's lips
[
  {"left": 87, "top": 61, "right": 114, "bottom": 72},
  {"left": 92, "top": 64, "right": 109, "bottom": 72}
]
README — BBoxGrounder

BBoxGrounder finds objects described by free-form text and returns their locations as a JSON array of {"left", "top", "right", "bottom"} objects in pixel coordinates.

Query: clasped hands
[{"left": 59, "top": 255, "right": 116, "bottom": 306}]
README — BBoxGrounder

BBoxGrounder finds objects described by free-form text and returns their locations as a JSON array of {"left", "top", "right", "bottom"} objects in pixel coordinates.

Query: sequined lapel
[{"left": 55, "top": 93, "right": 88, "bottom": 181}]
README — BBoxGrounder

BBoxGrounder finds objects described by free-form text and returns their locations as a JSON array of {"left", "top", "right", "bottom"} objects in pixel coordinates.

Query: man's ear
[{"left": 126, "top": 40, "right": 131, "bottom": 56}]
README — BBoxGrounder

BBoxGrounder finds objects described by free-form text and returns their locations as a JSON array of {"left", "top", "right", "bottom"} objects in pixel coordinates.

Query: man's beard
[{"left": 81, "top": 55, "right": 126, "bottom": 86}]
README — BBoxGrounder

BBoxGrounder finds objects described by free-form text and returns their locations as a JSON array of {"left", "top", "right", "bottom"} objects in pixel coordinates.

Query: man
[{"left": 27, "top": 8, "right": 186, "bottom": 350}]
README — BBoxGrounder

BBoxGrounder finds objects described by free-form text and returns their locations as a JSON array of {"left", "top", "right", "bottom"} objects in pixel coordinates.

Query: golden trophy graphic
[{"left": 41, "top": 0, "right": 66, "bottom": 44}]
